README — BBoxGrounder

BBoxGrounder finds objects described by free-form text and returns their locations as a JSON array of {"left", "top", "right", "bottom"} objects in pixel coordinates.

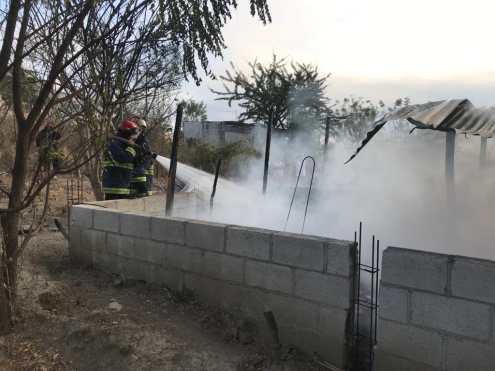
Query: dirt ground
[{"left": 0, "top": 233, "right": 325, "bottom": 371}]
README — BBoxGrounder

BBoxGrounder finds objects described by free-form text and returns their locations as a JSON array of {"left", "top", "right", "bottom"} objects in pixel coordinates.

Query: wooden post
[
  {"left": 480, "top": 136, "right": 487, "bottom": 169},
  {"left": 324, "top": 116, "right": 330, "bottom": 148},
  {"left": 262, "top": 111, "right": 273, "bottom": 194},
  {"left": 445, "top": 130, "right": 456, "bottom": 201},
  {"left": 210, "top": 158, "right": 222, "bottom": 209},
  {"left": 166, "top": 103, "right": 184, "bottom": 216}
]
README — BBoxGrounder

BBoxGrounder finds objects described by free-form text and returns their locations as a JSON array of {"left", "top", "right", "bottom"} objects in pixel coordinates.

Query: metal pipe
[
  {"left": 445, "top": 130, "right": 456, "bottom": 201},
  {"left": 210, "top": 158, "right": 222, "bottom": 209},
  {"left": 262, "top": 111, "right": 273, "bottom": 194},
  {"left": 166, "top": 103, "right": 184, "bottom": 216},
  {"left": 480, "top": 136, "right": 488, "bottom": 169}
]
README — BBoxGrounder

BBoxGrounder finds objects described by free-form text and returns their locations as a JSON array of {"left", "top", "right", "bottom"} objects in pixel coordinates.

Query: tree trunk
[
  {"left": 86, "top": 163, "right": 104, "bottom": 201},
  {"left": 0, "top": 126, "right": 29, "bottom": 334}
]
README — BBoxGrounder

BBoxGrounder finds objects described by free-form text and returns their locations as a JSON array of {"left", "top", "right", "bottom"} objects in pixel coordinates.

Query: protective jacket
[
  {"left": 102, "top": 137, "right": 137, "bottom": 197},
  {"left": 131, "top": 133, "right": 154, "bottom": 196}
]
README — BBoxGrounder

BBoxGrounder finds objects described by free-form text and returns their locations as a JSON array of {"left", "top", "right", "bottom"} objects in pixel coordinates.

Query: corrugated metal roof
[{"left": 345, "top": 99, "right": 495, "bottom": 163}]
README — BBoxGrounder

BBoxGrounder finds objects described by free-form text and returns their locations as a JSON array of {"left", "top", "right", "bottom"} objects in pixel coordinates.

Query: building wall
[
  {"left": 69, "top": 202, "right": 356, "bottom": 369},
  {"left": 183, "top": 121, "right": 262, "bottom": 147},
  {"left": 377, "top": 247, "right": 495, "bottom": 371}
]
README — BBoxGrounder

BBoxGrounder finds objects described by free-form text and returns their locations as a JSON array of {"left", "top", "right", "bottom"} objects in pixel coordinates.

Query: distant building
[{"left": 183, "top": 120, "right": 265, "bottom": 147}]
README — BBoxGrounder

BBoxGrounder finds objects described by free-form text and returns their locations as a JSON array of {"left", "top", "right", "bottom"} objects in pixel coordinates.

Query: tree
[
  {"left": 52, "top": 6, "right": 183, "bottom": 200},
  {"left": 326, "top": 97, "right": 411, "bottom": 143},
  {"left": 212, "top": 55, "right": 330, "bottom": 130},
  {"left": 183, "top": 99, "right": 208, "bottom": 121},
  {"left": 0, "top": 0, "right": 272, "bottom": 334}
]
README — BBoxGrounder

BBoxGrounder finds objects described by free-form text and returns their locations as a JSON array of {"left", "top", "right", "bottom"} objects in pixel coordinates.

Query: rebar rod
[
  {"left": 369, "top": 235, "right": 375, "bottom": 371},
  {"left": 375, "top": 240, "right": 380, "bottom": 345},
  {"left": 283, "top": 156, "right": 316, "bottom": 233},
  {"left": 356, "top": 222, "right": 362, "bottom": 342}
]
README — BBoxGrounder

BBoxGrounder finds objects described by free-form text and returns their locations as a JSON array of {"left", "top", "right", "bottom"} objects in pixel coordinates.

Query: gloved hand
[{"left": 151, "top": 152, "right": 157, "bottom": 159}]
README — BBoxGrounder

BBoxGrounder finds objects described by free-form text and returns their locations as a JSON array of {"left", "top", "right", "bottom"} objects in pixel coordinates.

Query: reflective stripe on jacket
[{"left": 102, "top": 137, "right": 136, "bottom": 195}]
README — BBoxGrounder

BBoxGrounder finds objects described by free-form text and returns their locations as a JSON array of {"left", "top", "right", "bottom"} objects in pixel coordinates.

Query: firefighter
[
  {"left": 131, "top": 118, "right": 155, "bottom": 197},
  {"left": 102, "top": 119, "right": 139, "bottom": 200}
]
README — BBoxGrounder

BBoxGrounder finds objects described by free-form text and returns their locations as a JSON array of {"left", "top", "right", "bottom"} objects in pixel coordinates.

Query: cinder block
[
  {"left": 375, "top": 351, "right": 441, "bottom": 371},
  {"left": 143, "top": 194, "right": 165, "bottom": 212},
  {"left": 148, "top": 265, "right": 184, "bottom": 291},
  {"left": 266, "top": 293, "right": 320, "bottom": 331},
  {"left": 411, "top": 291, "right": 490, "bottom": 340},
  {"left": 120, "top": 212, "right": 150, "bottom": 238},
  {"left": 184, "top": 272, "right": 226, "bottom": 306},
  {"left": 69, "top": 226, "right": 92, "bottom": 266},
  {"left": 294, "top": 270, "right": 351, "bottom": 309},
  {"left": 151, "top": 216, "right": 185, "bottom": 244},
  {"left": 119, "top": 257, "right": 148, "bottom": 281},
  {"left": 93, "top": 252, "right": 119, "bottom": 274},
  {"left": 113, "top": 197, "right": 145, "bottom": 212},
  {"left": 381, "top": 247, "right": 448, "bottom": 293},
  {"left": 71, "top": 205, "right": 93, "bottom": 228},
  {"left": 69, "top": 225, "right": 81, "bottom": 254},
  {"left": 277, "top": 325, "right": 346, "bottom": 369},
  {"left": 167, "top": 244, "right": 203, "bottom": 272},
  {"left": 272, "top": 232, "right": 324, "bottom": 271},
  {"left": 93, "top": 209, "right": 120, "bottom": 233},
  {"left": 451, "top": 256, "right": 495, "bottom": 304},
  {"left": 133, "top": 239, "right": 167, "bottom": 265},
  {"left": 185, "top": 220, "right": 225, "bottom": 251},
  {"left": 326, "top": 239, "right": 355, "bottom": 277},
  {"left": 245, "top": 260, "right": 292, "bottom": 294},
  {"left": 226, "top": 226, "right": 270, "bottom": 260},
  {"left": 446, "top": 336, "right": 495, "bottom": 371},
  {"left": 380, "top": 284, "right": 409, "bottom": 323},
  {"left": 80, "top": 229, "right": 105, "bottom": 264},
  {"left": 318, "top": 306, "right": 348, "bottom": 341},
  {"left": 107, "top": 233, "right": 135, "bottom": 259},
  {"left": 378, "top": 319, "right": 443, "bottom": 368},
  {"left": 203, "top": 252, "right": 244, "bottom": 283}
]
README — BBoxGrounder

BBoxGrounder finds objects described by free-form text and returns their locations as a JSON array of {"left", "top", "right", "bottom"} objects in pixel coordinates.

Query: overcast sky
[{"left": 183, "top": 0, "right": 495, "bottom": 120}]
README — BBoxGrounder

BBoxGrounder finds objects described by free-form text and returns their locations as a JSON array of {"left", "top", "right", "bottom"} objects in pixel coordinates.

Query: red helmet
[{"left": 119, "top": 119, "right": 138, "bottom": 132}]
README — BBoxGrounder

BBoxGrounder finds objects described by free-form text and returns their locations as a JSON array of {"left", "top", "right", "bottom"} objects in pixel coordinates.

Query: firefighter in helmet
[
  {"left": 102, "top": 119, "right": 139, "bottom": 200},
  {"left": 131, "top": 118, "right": 155, "bottom": 197}
]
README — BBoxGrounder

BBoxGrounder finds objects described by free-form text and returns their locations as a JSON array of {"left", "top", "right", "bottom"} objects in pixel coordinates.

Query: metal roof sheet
[{"left": 345, "top": 99, "right": 495, "bottom": 163}]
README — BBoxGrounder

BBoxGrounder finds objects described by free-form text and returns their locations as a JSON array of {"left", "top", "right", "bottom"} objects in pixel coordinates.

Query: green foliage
[
  {"left": 158, "top": 0, "right": 271, "bottom": 83},
  {"left": 327, "top": 96, "right": 411, "bottom": 143},
  {"left": 212, "top": 54, "right": 330, "bottom": 130},
  {"left": 183, "top": 99, "right": 208, "bottom": 121},
  {"left": 163, "top": 138, "right": 259, "bottom": 177}
]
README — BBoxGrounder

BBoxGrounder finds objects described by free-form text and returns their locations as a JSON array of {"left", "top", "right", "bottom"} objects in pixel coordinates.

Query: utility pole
[{"left": 166, "top": 103, "right": 184, "bottom": 216}]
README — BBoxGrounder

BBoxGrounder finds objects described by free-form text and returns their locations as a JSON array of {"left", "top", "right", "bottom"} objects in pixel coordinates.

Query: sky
[{"left": 183, "top": 0, "right": 495, "bottom": 121}]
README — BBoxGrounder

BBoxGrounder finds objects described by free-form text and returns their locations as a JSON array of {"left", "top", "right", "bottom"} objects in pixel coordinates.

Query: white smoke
[{"left": 156, "top": 120, "right": 495, "bottom": 261}]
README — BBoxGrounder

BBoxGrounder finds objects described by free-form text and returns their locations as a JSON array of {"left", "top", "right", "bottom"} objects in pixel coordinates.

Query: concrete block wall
[
  {"left": 82, "top": 192, "right": 204, "bottom": 216},
  {"left": 377, "top": 247, "right": 495, "bottom": 371},
  {"left": 70, "top": 204, "right": 356, "bottom": 369}
]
